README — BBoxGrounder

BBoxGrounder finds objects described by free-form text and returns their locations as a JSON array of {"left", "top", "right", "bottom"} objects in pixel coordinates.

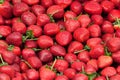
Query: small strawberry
[
  {"left": 87, "top": 59, "right": 98, "bottom": 71},
  {"left": 64, "top": 68, "right": 76, "bottom": 79},
  {"left": 73, "top": 73, "right": 88, "bottom": 80},
  {"left": 102, "top": 33, "right": 113, "bottom": 43},
  {"left": 0, "top": 73, "right": 10, "bottom": 80},
  {"left": 91, "top": 14, "right": 103, "bottom": 25},
  {"left": 64, "top": 53, "right": 77, "bottom": 63},
  {"left": 0, "top": 25, "right": 11, "bottom": 37},
  {"left": 64, "top": 11, "right": 77, "bottom": 20},
  {"left": 41, "top": 0, "right": 53, "bottom": 8},
  {"left": 112, "top": 51, "right": 120, "bottom": 63},
  {"left": 110, "top": 74, "right": 120, "bottom": 80},
  {"left": 94, "top": 76, "right": 106, "bottom": 80}
]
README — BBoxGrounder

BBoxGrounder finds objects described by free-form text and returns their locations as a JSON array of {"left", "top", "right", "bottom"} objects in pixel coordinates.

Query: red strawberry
[
  {"left": 88, "top": 24, "right": 101, "bottom": 38},
  {"left": 12, "top": 22, "right": 27, "bottom": 34},
  {"left": 44, "top": 23, "right": 60, "bottom": 36},
  {"left": 54, "top": 59, "right": 69, "bottom": 72},
  {"left": 39, "top": 66, "right": 56, "bottom": 80},
  {"left": 73, "top": 28, "right": 90, "bottom": 42},
  {"left": 98, "top": 55, "right": 113, "bottom": 68},
  {"left": 116, "top": 66, "right": 120, "bottom": 74},
  {"left": 37, "top": 35, "right": 53, "bottom": 48},
  {"left": 11, "top": 63, "right": 20, "bottom": 72},
  {"left": 12, "top": 0, "right": 21, "bottom": 4},
  {"left": 0, "top": 25, "right": 11, "bottom": 37},
  {"left": 115, "top": 29, "right": 120, "bottom": 38},
  {"left": 25, "top": 40, "right": 37, "bottom": 48},
  {"left": 13, "top": 2, "right": 29, "bottom": 16},
  {"left": 6, "top": 32, "right": 22, "bottom": 46},
  {"left": 94, "top": 76, "right": 106, "bottom": 80},
  {"left": 32, "top": 5, "right": 45, "bottom": 16},
  {"left": 20, "top": 61, "right": 29, "bottom": 72},
  {"left": 106, "top": 38, "right": 120, "bottom": 52},
  {"left": 102, "top": 33, "right": 113, "bottom": 43},
  {"left": 78, "top": 14, "right": 91, "bottom": 28},
  {"left": 21, "top": 11, "right": 36, "bottom": 25},
  {"left": 73, "top": 73, "right": 88, "bottom": 80},
  {"left": 64, "top": 53, "right": 77, "bottom": 63},
  {"left": 70, "top": 1, "right": 82, "bottom": 15},
  {"left": 110, "top": 74, "right": 120, "bottom": 80},
  {"left": 65, "top": 19, "right": 80, "bottom": 32},
  {"left": 101, "top": 67, "right": 117, "bottom": 77},
  {"left": 26, "top": 69, "right": 39, "bottom": 80},
  {"left": 87, "top": 59, "right": 98, "bottom": 71},
  {"left": 54, "top": 0, "right": 72, "bottom": 9},
  {"left": 91, "top": 14, "right": 103, "bottom": 25},
  {"left": 55, "top": 75, "right": 68, "bottom": 80},
  {"left": 84, "top": 1, "right": 102, "bottom": 14},
  {"left": 22, "top": 0, "right": 39, "bottom": 5},
  {"left": 12, "top": 72, "right": 23, "bottom": 80},
  {"left": 68, "top": 41, "right": 83, "bottom": 53},
  {"left": 0, "top": 1, "right": 12, "bottom": 18},
  {"left": 64, "top": 11, "right": 77, "bottom": 20},
  {"left": 85, "top": 64, "right": 96, "bottom": 74},
  {"left": 64, "top": 68, "right": 76, "bottom": 79},
  {"left": 41, "top": 0, "right": 53, "bottom": 8},
  {"left": 50, "top": 44, "right": 66, "bottom": 56},
  {"left": 112, "top": 51, "right": 120, "bottom": 63},
  {"left": 47, "top": 5, "right": 64, "bottom": 19},
  {"left": 0, "top": 40, "right": 8, "bottom": 50},
  {"left": 0, "top": 73, "right": 10, "bottom": 80},
  {"left": 55, "top": 31, "right": 72, "bottom": 46},
  {"left": 0, "top": 15, "right": 4, "bottom": 25}
]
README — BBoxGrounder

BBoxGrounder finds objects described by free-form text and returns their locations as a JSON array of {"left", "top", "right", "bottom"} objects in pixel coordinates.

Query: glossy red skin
[
  {"left": 0, "top": 73, "right": 10, "bottom": 80},
  {"left": 70, "top": 1, "right": 82, "bottom": 15},
  {"left": 89, "top": 44, "right": 104, "bottom": 59},
  {"left": 26, "top": 69, "right": 39, "bottom": 80},
  {"left": 27, "top": 56, "right": 42, "bottom": 69},
  {"left": 39, "top": 49, "right": 53, "bottom": 63},
  {"left": 0, "top": 65, "right": 15, "bottom": 78},
  {"left": 20, "top": 61, "right": 29, "bottom": 72},
  {"left": 12, "top": 17, "right": 21, "bottom": 24},
  {"left": 64, "top": 53, "right": 77, "bottom": 63},
  {"left": 94, "top": 76, "right": 106, "bottom": 80},
  {"left": 0, "top": 1, "right": 12, "bottom": 18},
  {"left": 84, "top": 1, "right": 102, "bottom": 14},
  {"left": 13, "top": 2, "right": 29, "bottom": 16},
  {"left": 68, "top": 41, "right": 83, "bottom": 53},
  {"left": 25, "top": 40, "right": 37, "bottom": 48},
  {"left": 54, "top": 0, "right": 72, "bottom": 9},
  {"left": 64, "top": 68, "right": 76, "bottom": 79},
  {"left": 108, "top": 9, "right": 120, "bottom": 22},
  {"left": 0, "top": 40, "right": 8, "bottom": 50},
  {"left": 106, "top": 38, "right": 120, "bottom": 52},
  {"left": 85, "top": 64, "right": 96, "bottom": 74},
  {"left": 73, "top": 28, "right": 90, "bottom": 42},
  {"left": 27, "top": 25, "right": 42, "bottom": 37},
  {"left": 41, "top": 0, "right": 53, "bottom": 8},
  {"left": 101, "top": 0, "right": 114, "bottom": 13},
  {"left": 39, "top": 66, "right": 56, "bottom": 80},
  {"left": 101, "top": 20, "right": 114, "bottom": 34},
  {"left": 101, "top": 67, "right": 117, "bottom": 77},
  {"left": 22, "top": 73, "right": 28, "bottom": 80},
  {"left": 78, "top": 51, "right": 90, "bottom": 63},
  {"left": 37, "top": 35, "right": 53, "bottom": 48},
  {"left": 44, "top": 23, "right": 60, "bottom": 36},
  {"left": 78, "top": 15, "right": 91, "bottom": 28},
  {"left": 22, "top": 0, "right": 39, "bottom": 5},
  {"left": 87, "top": 59, "right": 98, "bottom": 71},
  {"left": 88, "top": 24, "right": 101, "bottom": 38},
  {"left": 21, "top": 11, "right": 36, "bottom": 25},
  {"left": 98, "top": 55, "right": 113, "bottom": 68},
  {"left": 50, "top": 45, "right": 66, "bottom": 56},
  {"left": 54, "top": 59, "right": 69, "bottom": 72},
  {"left": 47, "top": 5, "right": 64, "bottom": 19},
  {"left": 0, "top": 25, "right": 11, "bottom": 37},
  {"left": 56, "top": 31, "right": 72, "bottom": 46},
  {"left": 71, "top": 61, "right": 86, "bottom": 72},
  {"left": 12, "top": 22, "right": 26, "bottom": 34},
  {"left": 73, "top": 73, "right": 88, "bottom": 80},
  {"left": 115, "top": 29, "right": 120, "bottom": 38},
  {"left": 64, "top": 11, "right": 77, "bottom": 20},
  {"left": 22, "top": 48, "right": 36, "bottom": 60},
  {"left": 65, "top": 19, "right": 80, "bottom": 32},
  {"left": 12, "top": 0, "right": 21, "bottom": 4},
  {"left": 87, "top": 38, "right": 102, "bottom": 49},
  {"left": 12, "top": 72, "right": 23, "bottom": 80},
  {"left": 2, "top": 50, "right": 16, "bottom": 64},
  {"left": 112, "top": 51, "right": 120, "bottom": 63},
  {"left": 91, "top": 14, "right": 103, "bottom": 25},
  {"left": 4, "top": 19, "right": 12, "bottom": 25},
  {"left": 37, "top": 14, "right": 50, "bottom": 27},
  {"left": 110, "top": 74, "right": 120, "bottom": 80},
  {"left": 0, "top": 15, "right": 4, "bottom": 25},
  {"left": 116, "top": 66, "right": 120, "bottom": 74},
  {"left": 102, "top": 33, "right": 113, "bottom": 43},
  {"left": 32, "top": 5, "right": 45, "bottom": 16},
  {"left": 6, "top": 32, "right": 22, "bottom": 46},
  {"left": 110, "top": 0, "right": 120, "bottom": 8},
  {"left": 11, "top": 63, "right": 20, "bottom": 72},
  {"left": 55, "top": 75, "right": 68, "bottom": 80},
  {"left": 57, "top": 20, "right": 65, "bottom": 30}
]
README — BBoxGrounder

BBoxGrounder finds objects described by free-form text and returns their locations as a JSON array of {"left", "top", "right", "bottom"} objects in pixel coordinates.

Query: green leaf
[
  {"left": 47, "top": 14, "right": 55, "bottom": 23},
  {"left": 7, "top": 45, "right": 14, "bottom": 51},
  {"left": 0, "top": 0, "right": 4, "bottom": 4},
  {"left": 104, "top": 47, "right": 112, "bottom": 56},
  {"left": 88, "top": 73, "right": 97, "bottom": 80},
  {"left": 0, "top": 35, "right": 2, "bottom": 38},
  {"left": 84, "top": 45, "right": 90, "bottom": 51},
  {"left": 22, "top": 35, "right": 27, "bottom": 43},
  {"left": 26, "top": 30, "right": 34, "bottom": 39}
]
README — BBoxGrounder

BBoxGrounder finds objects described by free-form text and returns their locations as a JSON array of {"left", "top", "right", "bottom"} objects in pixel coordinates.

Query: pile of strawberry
[{"left": 1, "top": 0, "right": 120, "bottom": 80}]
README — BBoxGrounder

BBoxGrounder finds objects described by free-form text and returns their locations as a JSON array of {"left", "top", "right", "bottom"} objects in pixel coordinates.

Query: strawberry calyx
[
  {"left": 7, "top": 45, "right": 14, "bottom": 51},
  {"left": 0, "top": 54, "right": 8, "bottom": 67},
  {"left": 0, "top": 0, "right": 4, "bottom": 4},
  {"left": 32, "top": 48, "right": 42, "bottom": 52},
  {"left": 113, "top": 18, "right": 120, "bottom": 29},
  {"left": 0, "top": 35, "right": 2, "bottom": 38},
  {"left": 104, "top": 47, "right": 112, "bottom": 56},
  {"left": 47, "top": 14, "right": 55, "bottom": 23}
]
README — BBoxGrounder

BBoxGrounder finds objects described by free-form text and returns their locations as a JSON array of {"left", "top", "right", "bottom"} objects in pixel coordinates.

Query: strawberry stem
[
  {"left": 104, "top": 47, "right": 111, "bottom": 56},
  {"left": 21, "top": 59, "right": 33, "bottom": 69},
  {"left": 32, "top": 48, "right": 42, "bottom": 51},
  {"left": 0, "top": 54, "right": 8, "bottom": 66},
  {"left": 0, "top": 0, "right": 4, "bottom": 4},
  {"left": 50, "top": 58, "right": 57, "bottom": 70},
  {"left": 106, "top": 76, "right": 110, "bottom": 80},
  {"left": 0, "top": 35, "right": 2, "bottom": 38},
  {"left": 47, "top": 14, "right": 55, "bottom": 22},
  {"left": 7, "top": 45, "right": 14, "bottom": 51}
]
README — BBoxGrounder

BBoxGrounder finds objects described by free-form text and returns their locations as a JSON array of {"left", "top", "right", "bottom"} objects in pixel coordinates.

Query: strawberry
[
  {"left": 41, "top": 0, "right": 53, "bottom": 8},
  {"left": 73, "top": 73, "right": 88, "bottom": 80},
  {"left": 110, "top": 74, "right": 120, "bottom": 80},
  {"left": 115, "top": 29, "right": 120, "bottom": 38},
  {"left": 0, "top": 40, "right": 8, "bottom": 50},
  {"left": 91, "top": 14, "right": 103, "bottom": 25},
  {"left": 64, "top": 11, "right": 77, "bottom": 20},
  {"left": 55, "top": 75, "right": 68, "bottom": 80},
  {"left": 12, "top": 0, "right": 21, "bottom": 4},
  {"left": 94, "top": 76, "right": 106, "bottom": 80},
  {"left": 64, "top": 53, "right": 77, "bottom": 63},
  {"left": 0, "top": 73, "right": 10, "bottom": 80},
  {"left": 25, "top": 40, "right": 37, "bottom": 48},
  {"left": 0, "top": 25, "right": 11, "bottom": 37},
  {"left": 64, "top": 68, "right": 76, "bottom": 79},
  {"left": 87, "top": 59, "right": 98, "bottom": 71},
  {"left": 0, "top": 15, "right": 4, "bottom": 25},
  {"left": 20, "top": 61, "right": 29, "bottom": 72},
  {"left": 112, "top": 51, "right": 120, "bottom": 63},
  {"left": 102, "top": 33, "right": 113, "bottom": 43},
  {"left": 22, "top": 0, "right": 39, "bottom": 5},
  {"left": 85, "top": 64, "right": 96, "bottom": 74}
]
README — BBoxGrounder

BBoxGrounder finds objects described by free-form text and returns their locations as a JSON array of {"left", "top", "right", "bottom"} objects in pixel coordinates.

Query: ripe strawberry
[
  {"left": 64, "top": 68, "right": 76, "bottom": 79},
  {"left": 78, "top": 14, "right": 91, "bottom": 28},
  {"left": 20, "top": 61, "right": 29, "bottom": 72},
  {"left": 39, "top": 66, "right": 56, "bottom": 80},
  {"left": 21, "top": 11, "right": 37, "bottom": 25},
  {"left": 110, "top": 74, "right": 120, "bottom": 80},
  {"left": 73, "top": 73, "right": 88, "bottom": 80},
  {"left": 41, "top": 0, "right": 53, "bottom": 8},
  {"left": 115, "top": 29, "right": 120, "bottom": 38},
  {"left": 50, "top": 44, "right": 66, "bottom": 56},
  {"left": 25, "top": 40, "right": 37, "bottom": 48},
  {"left": 0, "top": 40, "right": 8, "bottom": 50},
  {"left": 55, "top": 75, "right": 68, "bottom": 80},
  {"left": 0, "top": 15, "right": 4, "bottom": 25},
  {"left": 64, "top": 53, "right": 77, "bottom": 63},
  {"left": 11, "top": 63, "right": 20, "bottom": 72},
  {"left": 84, "top": 1, "right": 102, "bottom": 14},
  {"left": 12, "top": 0, "right": 21, "bottom": 4},
  {"left": 91, "top": 14, "right": 103, "bottom": 25},
  {"left": 0, "top": 73, "right": 10, "bottom": 80},
  {"left": 101, "top": 67, "right": 117, "bottom": 77},
  {"left": 22, "top": 0, "right": 39, "bottom": 5},
  {"left": 94, "top": 76, "right": 106, "bottom": 80},
  {"left": 0, "top": 25, "right": 11, "bottom": 37},
  {"left": 112, "top": 51, "right": 120, "bottom": 63},
  {"left": 70, "top": 1, "right": 82, "bottom": 15},
  {"left": 65, "top": 19, "right": 80, "bottom": 32},
  {"left": 55, "top": 31, "right": 72, "bottom": 46},
  {"left": 73, "top": 28, "right": 90, "bottom": 42},
  {"left": 64, "top": 11, "right": 77, "bottom": 20},
  {"left": 116, "top": 66, "right": 120, "bottom": 74},
  {"left": 102, "top": 33, "right": 113, "bottom": 43},
  {"left": 87, "top": 59, "right": 98, "bottom": 71},
  {"left": 13, "top": 2, "right": 29, "bottom": 16},
  {"left": 85, "top": 64, "right": 96, "bottom": 74},
  {"left": 12, "top": 72, "right": 23, "bottom": 80}
]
